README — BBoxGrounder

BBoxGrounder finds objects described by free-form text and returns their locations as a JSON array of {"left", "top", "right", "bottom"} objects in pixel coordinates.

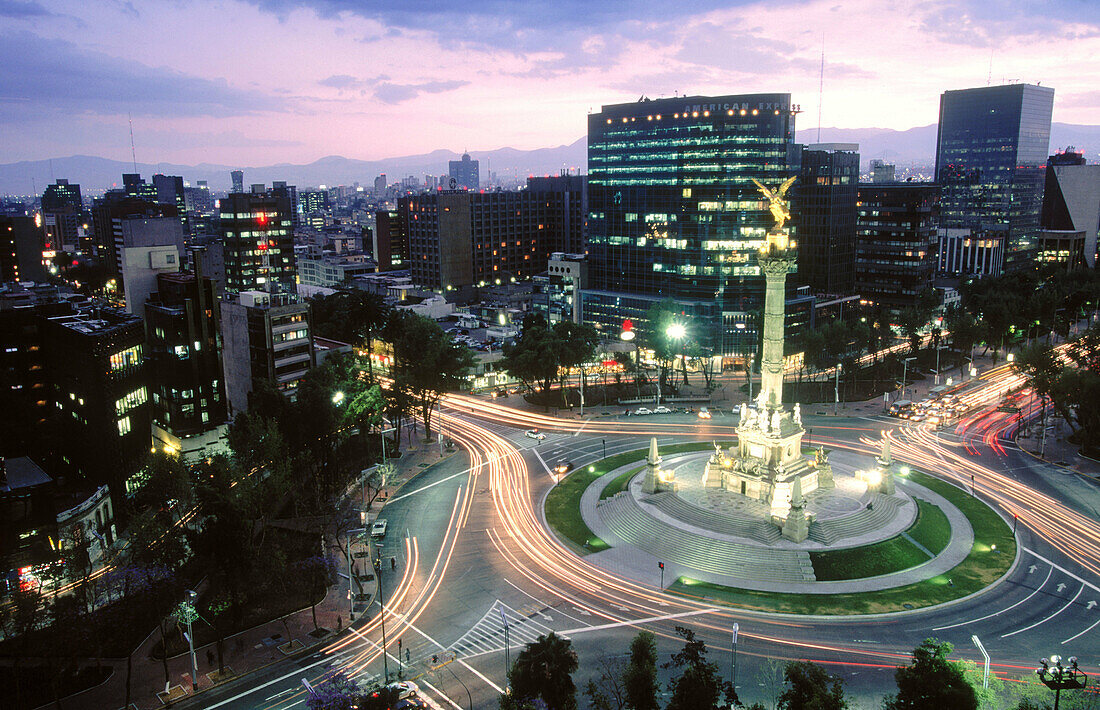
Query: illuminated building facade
[
  {"left": 856, "top": 182, "right": 940, "bottom": 312},
  {"left": 219, "top": 187, "right": 296, "bottom": 294},
  {"left": 935, "top": 84, "right": 1054, "bottom": 273},
  {"left": 794, "top": 144, "right": 859, "bottom": 296},
  {"left": 583, "top": 93, "right": 799, "bottom": 354}
]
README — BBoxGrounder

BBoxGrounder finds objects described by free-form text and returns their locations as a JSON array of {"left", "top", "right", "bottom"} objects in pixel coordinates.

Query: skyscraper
[
  {"left": 583, "top": 93, "right": 799, "bottom": 354},
  {"left": 219, "top": 186, "right": 295, "bottom": 294},
  {"left": 794, "top": 144, "right": 859, "bottom": 296},
  {"left": 231, "top": 170, "right": 244, "bottom": 194},
  {"left": 935, "top": 83, "right": 1054, "bottom": 273},
  {"left": 1039, "top": 149, "right": 1100, "bottom": 268},
  {"left": 448, "top": 152, "right": 479, "bottom": 190},
  {"left": 856, "top": 182, "right": 940, "bottom": 312},
  {"left": 41, "top": 179, "right": 88, "bottom": 255}
]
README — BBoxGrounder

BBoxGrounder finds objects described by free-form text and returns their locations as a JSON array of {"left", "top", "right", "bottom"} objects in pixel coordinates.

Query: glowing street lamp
[{"left": 332, "top": 391, "right": 345, "bottom": 405}]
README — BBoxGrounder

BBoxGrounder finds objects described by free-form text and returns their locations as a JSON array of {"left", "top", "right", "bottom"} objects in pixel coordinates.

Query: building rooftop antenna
[
  {"left": 817, "top": 35, "right": 825, "bottom": 143},
  {"left": 128, "top": 112, "right": 138, "bottom": 173},
  {"left": 987, "top": 49, "right": 993, "bottom": 86}
]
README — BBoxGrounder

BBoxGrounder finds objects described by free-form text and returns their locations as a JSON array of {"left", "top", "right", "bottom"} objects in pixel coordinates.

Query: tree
[
  {"left": 664, "top": 626, "right": 736, "bottom": 710},
  {"left": 897, "top": 308, "right": 926, "bottom": 355},
  {"left": 507, "top": 632, "right": 579, "bottom": 710},
  {"left": 294, "top": 555, "right": 337, "bottom": 630},
  {"left": 309, "top": 290, "right": 391, "bottom": 381},
  {"left": 130, "top": 451, "right": 192, "bottom": 523},
  {"left": 583, "top": 656, "right": 627, "bottom": 710},
  {"left": 777, "top": 661, "right": 848, "bottom": 710},
  {"left": 553, "top": 321, "right": 599, "bottom": 396},
  {"left": 502, "top": 314, "right": 564, "bottom": 395},
  {"left": 884, "top": 638, "right": 977, "bottom": 710},
  {"left": 388, "top": 311, "right": 474, "bottom": 439},
  {"left": 645, "top": 299, "right": 682, "bottom": 389},
  {"left": 305, "top": 671, "right": 401, "bottom": 710},
  {"left": 623, "top": 630, "right": 659, "bottom": 710}
]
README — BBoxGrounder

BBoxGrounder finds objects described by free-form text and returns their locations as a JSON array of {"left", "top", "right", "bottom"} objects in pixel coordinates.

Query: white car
[
  {"left": 654, "top": 406, "right": 672, "bottom": 414},
  {"left": 525, "top": 429, "right": 546, "bottom": 440},
  {"left": 698, "top": 407, "right": 712, "bottom": 419},
  {"left": 370, "top": 519, "right": 388, "bottom": 538},
  {"left": 633, "top": 407, "right": 653, "bottom": 416}
]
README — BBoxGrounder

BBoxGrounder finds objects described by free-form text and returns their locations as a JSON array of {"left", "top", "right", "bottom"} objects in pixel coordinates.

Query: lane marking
[
  {"left": 932, "top": 565, "right": 1053, "bottom": 631},
  {"left": 574, "top": 417, "right": 593, "bottom": 436},
  {"left": 1062, "top": 614, "right": 1100, "bottom": 645},
  {"left": 420, "top": 678, "right": 461, "bottom": 710},
  {"left": 1024, "top": 547, "right": 1100, "bottom": 595},
  {"left": 530, "top": 447, "right": 556, "bottom": 483},
  {"left": 1001, "top": 584, "right": 1084, "bottom": 638},
  {"left": 557, "top": 607, "right": 719, "bottom": 635},
  {"left": 389, "top": 466, "right": 477, "bottom": 503}
]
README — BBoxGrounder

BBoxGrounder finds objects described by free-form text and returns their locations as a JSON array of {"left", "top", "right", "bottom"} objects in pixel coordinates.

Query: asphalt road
[{"left": 177, "top": 401, "right": 1100, "bottom": 710}]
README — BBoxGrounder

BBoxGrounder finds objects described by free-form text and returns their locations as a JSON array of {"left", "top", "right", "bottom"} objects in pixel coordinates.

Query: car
[
  {"left": 525, "top": 429, "right": 546, "bottom": 440},
  {"left": 387, "top": 681, "right": 421, "bottom": 700},
  {"left": 698, "top": 407, "right": 712, "bottom": 419},
  {"left": 654, "top": 406, "right": 672, "bottom": 414},
  {"left": 395, "top": 699, "right": 432, "bottom": 710},
  {"left": 908, "top": 412, "right": 926, "bottom": 422},
  {"left": 554, "top": 460, "right": 574, "bottom": 474},
  {"left": 370, "top": 519, "right": 388, "bottom": 538},
  {"left": 633, "top": 407, "right": 653, "bottom": 416}
]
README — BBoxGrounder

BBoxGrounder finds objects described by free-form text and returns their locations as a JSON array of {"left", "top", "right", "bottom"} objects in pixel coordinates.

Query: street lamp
[
  {"left": 332, "top": 390, "right": 345, "bottom": 405},
  {"left": 184, "top": 590, "right": 198, "bottom": 691},
  {"left": 666, "top": 323, "right": 687, "bottom": 388},
  {"left": 901, "top": 356, "right": 916, "bottom": 400},
  {"left": 1037, "top": 655, "right": 1088, "bottom": 710},
  {"left": 834, "top": 363, "right": 842, "bottom": 416}
]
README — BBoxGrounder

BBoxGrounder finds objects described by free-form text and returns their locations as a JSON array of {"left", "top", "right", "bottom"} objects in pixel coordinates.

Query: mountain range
[{"left": 2, "top": 123, "right": 1098, "bottom": 195}]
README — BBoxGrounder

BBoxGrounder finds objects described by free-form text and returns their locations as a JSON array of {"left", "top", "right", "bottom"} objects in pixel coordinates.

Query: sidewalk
[{"left": 43, "top": 429, "right": 458, "bottom": 710}]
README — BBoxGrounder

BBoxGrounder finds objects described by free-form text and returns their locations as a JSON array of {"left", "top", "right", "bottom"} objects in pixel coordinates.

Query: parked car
[
  {"left": 698, "top": 407, "right": 712, "bottom": 419},
  {"left": 371, "top": 519, "right": 388, "bottom": 538},
  {"left": 388, "top": 681, "right": 421, "bottom": 700},
  {"left": 525, "top": 429, "right": 546, "bottom": 440},
  {"left": 654, "top": 406, "right": 672, "bottom": 414},
  {"left": 633, "top": 407, "right": 653, "bottom": 416}
]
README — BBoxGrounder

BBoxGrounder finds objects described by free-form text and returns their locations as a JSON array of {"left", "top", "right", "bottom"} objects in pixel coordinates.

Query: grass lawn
[
  {"left": 544, "top": 441, "right": 730, "bottom": 554},
  {"left": 810, "top": 534, "right": 929, "bottom": 581},
  {"left": 600, "top": 465, "right": 644, "bottom": 500},
  {"left": 669, "top": 470, "right": 1015, "bottom": 615},
  {"left": 908, "top": 499, "right": 951, "bottom": 554}
]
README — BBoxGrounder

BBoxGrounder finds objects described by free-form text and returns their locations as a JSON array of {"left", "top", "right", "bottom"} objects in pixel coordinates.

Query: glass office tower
[
  {"left": 934, "top": 84, "right": 1054, "bottom": 273},
  {"left": 583, "top": 93, "right": 798, "bottom": 355}
]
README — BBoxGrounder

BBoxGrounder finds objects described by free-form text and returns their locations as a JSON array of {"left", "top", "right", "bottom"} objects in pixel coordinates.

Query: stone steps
[
  {"left": 645, "top": 491, "right": 783, "bottom": 544},
  {"left": 598, "top": 493, "right": 815, "bottom": 582},
  {"left": 809, "top": 493, "right": 907, "bottom": 546}
]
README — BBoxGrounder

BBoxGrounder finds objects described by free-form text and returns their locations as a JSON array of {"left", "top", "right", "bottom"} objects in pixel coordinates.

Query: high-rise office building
[
  {"left": 448, "top": 153, "right": 480, "bottom": 190},
  {"left": 91, "top": 192, "right": 177, "bottom": 275},
  {"left": 399, "top": 178, "right": 587, "bottom": 291},
  {"left": 856, "top": 182, "right": 940, "bottom": 312},
  {"left": 583, "top": 93, "right": 799, "bottom": 354},
  {"left": 869, "top": 160, "right": 896, "bottom": 184},
  {"left": 231, "top": 170, "right": 244, "bottom": 194},
  {"left": 41, "top": 179, "right": 89, "bottom": 255},
  {"left": 220, "top": 290, "right": 314, "bottom": 415},
  {"left": 373, "top": 209, "right": 405, "bottom": 271},
  {"left": 794, "top": 144, "right": 859, "bottom": 296},
  {"left": 145, "top": 270, "right": 227, "bottom": 460},
  {"left": 117, "top": 217, "right": 185, "bottom": 317},
  {"left": 374, "top": 174, "right": 387, "bottom": 195},
  {"left": 1039, "top": 149, "right": 1100, "bottom": 268},
  {"left": 935, "top": 83, "right": 1054, "bottom": 273},
  {"left": 219, "top": 186, "right": 295, "bottom": 294},
  {"left": 123, "top": 173, "right": 158, "bottom": 201},
  {"left": 0, "top": 215, "right": 45, "bottom": 282},
  {"left": 40, "top": 308, "right": 149, "bottom": 501}
]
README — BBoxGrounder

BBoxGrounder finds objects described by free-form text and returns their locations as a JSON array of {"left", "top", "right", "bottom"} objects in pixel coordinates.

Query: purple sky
[{"left": 1, "top": 0, "right": 1098, "bottom": 165}]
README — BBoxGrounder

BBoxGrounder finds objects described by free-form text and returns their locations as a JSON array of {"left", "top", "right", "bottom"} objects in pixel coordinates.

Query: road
[{"left": 178, "top": 378, "right": 1100, "bottom": 710}]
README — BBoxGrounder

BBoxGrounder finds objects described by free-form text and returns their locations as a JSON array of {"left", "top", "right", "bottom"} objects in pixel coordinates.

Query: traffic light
[{"left": 658, "top": 561, "right": 664, "bottom": 570}]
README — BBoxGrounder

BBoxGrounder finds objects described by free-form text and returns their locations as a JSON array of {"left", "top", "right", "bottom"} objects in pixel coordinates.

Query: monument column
[{"left": 758, "top": 248, "right": 796, "bottom": 409}]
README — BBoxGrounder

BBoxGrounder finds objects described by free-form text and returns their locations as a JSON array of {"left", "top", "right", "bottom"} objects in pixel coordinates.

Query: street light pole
[
  {"left": 498, "top": 605, "right": 510, "bottom": 682},
  {"left": 730, "top": 622, "right": 739, "bottom": 692},
  {"left": 185, "top": 590, "right": 198, "bottom": 692},
  {"left": 834, "top": 363, "right": 841, "bottom": 416},
  {"left": 1037, "top": 655, "right": 1088, "bottom": 710},
  {"left": 901, "top": 356, "right": 916, "bottom": 400},
  {"left": 971, "top": 634, "right": 989, "bottom": 689}
]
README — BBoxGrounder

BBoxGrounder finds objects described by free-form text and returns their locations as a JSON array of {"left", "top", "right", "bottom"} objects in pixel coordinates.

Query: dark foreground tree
[
  {"left": 777, "top": 661, "right": 848, "bottom": 710},
  {"left": 624, "top": 630, "right": 659, "bottom": 710},
  {"left": 884, "top": 638, "right": 977, "bottom": 710},
  {"left": 506, "top": 632, "right": 578, "bottom": 710},
  {"left": 664, "top": 626, "right": 736, "bottom": 710}
]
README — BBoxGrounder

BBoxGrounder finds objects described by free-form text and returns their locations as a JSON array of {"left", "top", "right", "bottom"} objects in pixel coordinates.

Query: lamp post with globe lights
[{"left": 1037, "top": 655, "right": 1087, "bottom": 710}]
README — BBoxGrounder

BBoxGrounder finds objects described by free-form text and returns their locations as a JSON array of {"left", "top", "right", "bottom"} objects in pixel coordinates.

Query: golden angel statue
[{"left": 752, "top": 176, "right": 797, "bottom": 233}]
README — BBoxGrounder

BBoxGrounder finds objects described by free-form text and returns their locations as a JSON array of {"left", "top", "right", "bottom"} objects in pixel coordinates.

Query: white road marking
[
  {"left": 1062, "top": 614, "right": 1100, "bottom": 645},
  {"left": 389, "top": 466, "right": 478, "bottom": 503},
  {"left": 1001, "top": 584, "right": 1084, "bottom": 638},
  {"left": 557, "top": 607, "right": 720, "bottom": 635},
  {"left": 420, "top": 679, "right": 460, "bottom": 710},
  {"left": 530, "top": 447, "right": 556, "bottom": 482},
  {"left": 574, "top": 417, "right": 593, "bottom": 436},
  {"left": 1024, "top": 547, "right": 1100, "bottom": 595},
  {"left": 932, "top": 565, "right": 1053, "bottom": 631}
]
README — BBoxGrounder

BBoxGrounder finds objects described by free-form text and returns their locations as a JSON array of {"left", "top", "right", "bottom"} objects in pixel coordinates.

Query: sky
[{"left": 1, "top": 0, "right": 1099, "bottom": 166}]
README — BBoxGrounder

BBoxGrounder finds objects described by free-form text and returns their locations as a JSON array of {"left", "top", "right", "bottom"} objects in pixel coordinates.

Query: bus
[{"left": 888, "top": 400, "right": 913, "bottom": 417}]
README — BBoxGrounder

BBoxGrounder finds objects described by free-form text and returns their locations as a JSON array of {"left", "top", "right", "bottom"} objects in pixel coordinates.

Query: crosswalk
[{"left": 448, "top": 601, "right": 556, "bottom": 659}]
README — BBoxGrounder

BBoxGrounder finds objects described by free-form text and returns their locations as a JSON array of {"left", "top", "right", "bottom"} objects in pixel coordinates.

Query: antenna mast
[
  {"left": 817, "top": 36, "right": 825, "bottom": 143},
  {"left": 128, "top": 113, "right": 138, "bottom": 173}
]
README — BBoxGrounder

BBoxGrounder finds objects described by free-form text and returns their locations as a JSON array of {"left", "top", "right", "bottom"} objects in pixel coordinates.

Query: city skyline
[{"left": 2, "top": 0, "right": 1099, "bottom": 166}]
